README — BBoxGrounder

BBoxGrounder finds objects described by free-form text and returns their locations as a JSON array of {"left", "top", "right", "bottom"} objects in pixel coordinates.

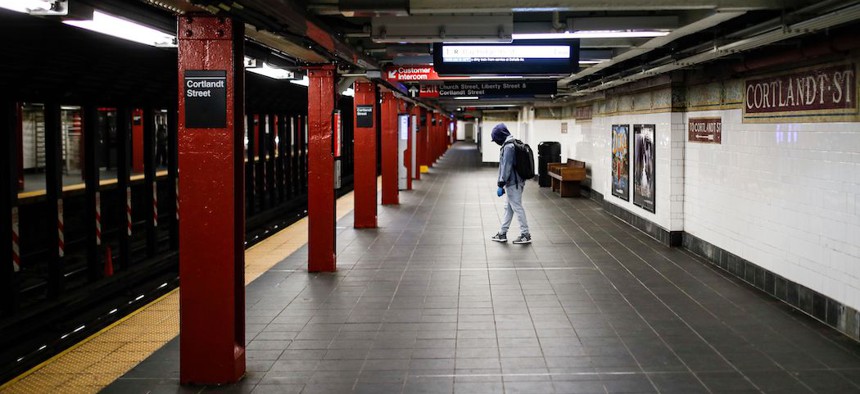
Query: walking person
[{"left": 489, "top": 123, "right": 531, "bottom": 244}]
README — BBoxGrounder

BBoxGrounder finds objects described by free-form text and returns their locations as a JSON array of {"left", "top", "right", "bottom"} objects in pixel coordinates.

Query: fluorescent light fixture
[
  {"left": 247, "top": 62, "right": 296, "bottom": 80},
  {"left": 64, "top": 11, "right": 176, "bottom": 47},
  {"left": 512, "top": 31, "right": 670, "bottom": 40},
  {"left": 290, "top": 75, "right": 310, "bottom": 87},
  {"left": 0, "top": 0, "right": 65, "bottom": 14},
  {"left": 467, "top": 75, "right": 523, "bottom": 80},
  {"left": 579, "top": 59, "right": 610, "bottom": 64},
  {"left": 454, "top": 96, "right": 480, "bottom": 100},
  {"left": 342, "top": 87, "right": 355, "bottom": 97}
]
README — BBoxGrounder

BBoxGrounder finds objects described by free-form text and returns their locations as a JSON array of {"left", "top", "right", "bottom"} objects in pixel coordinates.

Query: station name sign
[
  {"left": 356, "top": 105, "right": 373, "bottom": 128},
  {"left": 437, "top": 80, "right": 556, "bottom": 98},
  {"left": 184, "top": 70, "right": 227, "bottom": 128},
  {"left": 744, "top": 63, "right": 856, "bottom": 122}
]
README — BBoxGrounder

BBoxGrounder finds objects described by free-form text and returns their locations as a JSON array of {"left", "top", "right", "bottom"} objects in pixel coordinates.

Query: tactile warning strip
[{"left": 0, "top": 189, "right": 359, "bottom": 394}]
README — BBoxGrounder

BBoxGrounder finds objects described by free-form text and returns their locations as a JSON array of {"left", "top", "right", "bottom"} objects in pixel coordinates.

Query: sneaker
[
  {"left": 490, "top": 232, "right": 508, "bottom": 243},
  {"left": 513, "top": 233, "right": 532, "bottom": 244}
]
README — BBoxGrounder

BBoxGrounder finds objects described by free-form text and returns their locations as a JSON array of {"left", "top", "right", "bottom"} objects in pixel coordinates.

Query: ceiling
[{"left": 7, "top": 0, "right": 859, "bottom": 112}]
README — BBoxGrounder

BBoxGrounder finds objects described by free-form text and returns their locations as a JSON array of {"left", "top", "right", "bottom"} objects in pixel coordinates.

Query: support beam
[
  {"left": 44, "top": 103, "right": 63, "bottom": 299},
  {"left": 1, "top": 100, "right": 19, "bottom": 314},
  {"left": 353, "top": 81, "right": 377, "bottom": 228},
  {"left": 143, "top": 107, "right": 157, "bottom": 257},
  {"left": 380, "top": 90, "right": 399, "bottom": 205},
  {"left": 177, "top": 13, "right": 245, "bottom": 385},
  {"left": 408, "top": 0, "right": 797, "bottom": 13},
  {"left": 116, "top": 107, "right": 132, "bottom": 271},
  {"left": 83, "top": 105, "right": 101, "bottom": 281},
  {"left": 306, "top": 65, "right": 337, "bottom": 272}
]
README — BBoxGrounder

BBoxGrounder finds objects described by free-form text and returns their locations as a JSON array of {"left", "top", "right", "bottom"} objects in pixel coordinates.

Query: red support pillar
[
  {"left": 433, "top": 113, "right": 440, "bottom": 162},
  {"left": 423, "top": 109, "right": 432, "bottom": 171},
  {"left": 404, "top": 102, "right": 413, "bottom": 191},
  {"left": 353, "top": 81, "right": 377, "bottom": 228},
  {"left": 416, "top": 108, "right": 426, "bottom": 177},
  {"left": 177, "top": 14, "right": 245, "bottom": 385},
  {"left": 306, "top": 65, "right": 337, "bottom": 272},
  {"left": 132, "top": 109, "right": 144, "bottom": 173},
  {"left": 410, "top": 106, "right": 421, "bottom": 182},
  {"left": 380, "top": 90, "right": 398, "bottom": 205}
]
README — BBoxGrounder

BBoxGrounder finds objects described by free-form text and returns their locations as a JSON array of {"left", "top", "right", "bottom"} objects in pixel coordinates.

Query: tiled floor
[{"left": 105, "top": 143, "right": 860, "bottom": 393}]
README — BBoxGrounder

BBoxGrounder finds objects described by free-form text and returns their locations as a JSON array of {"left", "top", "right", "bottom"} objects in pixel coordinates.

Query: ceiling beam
[
  {"left": 408, "top": 0, "right": 803, "bottom": 13},
  {"left": 558, "top": 10, "right": 746, "bottom": 86}
]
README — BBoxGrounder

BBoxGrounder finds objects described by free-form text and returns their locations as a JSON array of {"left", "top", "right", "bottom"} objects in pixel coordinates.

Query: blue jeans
[{"left": 500, "top": 184, "right": 529, "bottom": 235}]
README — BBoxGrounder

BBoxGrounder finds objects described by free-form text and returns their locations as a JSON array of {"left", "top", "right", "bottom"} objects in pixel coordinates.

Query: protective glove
[{"left": 497, "top": 187, "right": 505, "bottom": 197}]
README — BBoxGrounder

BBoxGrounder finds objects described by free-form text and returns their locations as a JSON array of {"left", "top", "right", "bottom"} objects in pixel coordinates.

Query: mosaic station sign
[{"left": 743, "top": 63, "right": 857, "bottom": 123}]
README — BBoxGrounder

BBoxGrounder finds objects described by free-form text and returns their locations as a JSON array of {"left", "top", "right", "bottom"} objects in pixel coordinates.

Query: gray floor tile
[{"left": 102, "top": 143, "right": 860, "bottom": 394}]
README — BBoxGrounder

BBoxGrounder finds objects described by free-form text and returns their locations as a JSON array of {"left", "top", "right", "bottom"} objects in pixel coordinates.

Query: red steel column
[
  {"left": 404, "top": 102, "right": 413, "bottom": 191},
  {"left": 416, "top": 108, "right": 426, "bottom": 177},
  {"left": 177, "top": 14, "right": 245, "bottom": 385},
  {"left": 132, "top": 109, "right": 145, "bottom": 173},
  {"left": 380, "top": 90, "right": 398, "bottom": 205},
  {"left": 353, "top": 81, "right": 377, "bottom": 228},
  {"left": 433, "top": 113, "right": 440, "bottom": 162},
  {"left": 410, "top": 106, "right": 421, "bottom": 181},
  {"left": 306, "top": 65, "right": 337, "bottom": 272},
  {"left": 422, "top": 110, "right": 431, "bottom": 171}
]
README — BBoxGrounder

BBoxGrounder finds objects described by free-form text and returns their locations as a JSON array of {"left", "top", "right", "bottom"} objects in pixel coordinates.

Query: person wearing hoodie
[{"left": 489, "top": 123, "right": 531, "bottom": 244}]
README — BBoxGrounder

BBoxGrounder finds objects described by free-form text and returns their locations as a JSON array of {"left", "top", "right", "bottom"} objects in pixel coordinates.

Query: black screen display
[{"left": 433, "top": 40, "right": 579, "bottom": 75}]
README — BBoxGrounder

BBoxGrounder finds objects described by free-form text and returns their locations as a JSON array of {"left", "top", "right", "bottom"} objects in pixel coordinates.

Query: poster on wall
[
  {"left": 633, "top": 124, "right": 656, "bottom": 213},
  {"left": 611, "top": 124, "right": 629, "bottom": 201}
]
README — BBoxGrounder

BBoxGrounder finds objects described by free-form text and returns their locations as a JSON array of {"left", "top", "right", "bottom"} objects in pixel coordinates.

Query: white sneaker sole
[
  {"left": 490, "top": 238, "right": 507, "bottom": 243},
  {"left": 513, "top": 239, "right": 532, "bottom": 244}
]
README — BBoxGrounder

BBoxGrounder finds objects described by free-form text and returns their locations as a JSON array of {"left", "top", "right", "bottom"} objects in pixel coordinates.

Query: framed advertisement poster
[
  {"left": 611, "top": 124, "right": 629, "bottom": 201},
  {"left": 633, "top": 124, "right": 656, "bottom": 213}
]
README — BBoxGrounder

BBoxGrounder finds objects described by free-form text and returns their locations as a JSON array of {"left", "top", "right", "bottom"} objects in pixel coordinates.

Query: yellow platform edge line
[
  {"left": 0, "top": 288, "right": 179, "bottom": 391},
  {"left": 3, "top": 187, "right": 362, "bottom": 392}
]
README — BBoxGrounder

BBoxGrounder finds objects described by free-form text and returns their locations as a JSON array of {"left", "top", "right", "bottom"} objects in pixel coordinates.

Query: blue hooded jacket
[{"left": 491, "top": 124, "right": 522, "bottom": 188}]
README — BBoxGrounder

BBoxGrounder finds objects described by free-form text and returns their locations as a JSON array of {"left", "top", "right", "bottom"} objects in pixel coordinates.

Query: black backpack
[{"left": 505, "top": 139, "right": 535, "bottom": 181}]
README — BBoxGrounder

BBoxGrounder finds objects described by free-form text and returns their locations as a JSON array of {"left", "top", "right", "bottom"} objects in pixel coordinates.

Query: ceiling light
[
  {"left": 579, "top": 59, "right": 610, "bottom": 64},
  {"left": 454, "top": 97, "right": 479, "bottom": 100},
  {"left": 246, "top": 60, "right": 296, "bottom": 80},
  {"left": 467, "top": 76, "right": 523, "bottom": 80},
  {"left": 0, "top": 0, "right": 66, "bottom": 15},
  {"left": 512, "top": 31, "right": 669, "bottom": 40},
  {"left": 64, "top": 10, "right": 176, "bottom": 47},
  {"left": 342, "top": 87, "right": 355, "bottom": 97},
  {"left": 290, "top": 75, "right": 310, "bottom": 87}
]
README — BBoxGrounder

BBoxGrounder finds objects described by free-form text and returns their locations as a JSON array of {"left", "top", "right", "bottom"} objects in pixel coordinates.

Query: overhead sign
[
  {"left": 184, "top": 70, "right": 227, "bottom": 128},
  {"left": 436, "top": 80, "right": 556, "bottom": 99},
  {"left": 386, "top": 65, "right": 467, "bottom": 82},
  {"left": 433, "top": 40, "right": 579, "bottom": 75},
  {"left": 744, "top": 63, "right": 857, "bottom": 123},
  {"left": 688, "top": 117, "right": 721, "bottom": 144}
]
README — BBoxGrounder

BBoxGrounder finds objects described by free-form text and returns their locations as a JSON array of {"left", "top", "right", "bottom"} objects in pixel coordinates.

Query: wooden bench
[{"left": 547, "top": 159, "right": 587, "bottom": 197}]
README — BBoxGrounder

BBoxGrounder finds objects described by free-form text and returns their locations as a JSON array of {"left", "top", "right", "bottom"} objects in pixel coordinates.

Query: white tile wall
[
  {"left": 483, "top": 99, "right": 860, "bottom": 311},
  {"left": 684, "top": 108, "right": 860, "bottom": 310},
  {"left": 571, "top": 112, "right": 683, "bottom": 231},
  {"left": 480, "top": 115, "right": 517, "bottom": 163}
]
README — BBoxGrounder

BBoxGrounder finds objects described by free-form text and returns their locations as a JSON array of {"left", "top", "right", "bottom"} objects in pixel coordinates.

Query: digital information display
[{"left": 433, "top": 40, "right": 579, "bottom": 75}]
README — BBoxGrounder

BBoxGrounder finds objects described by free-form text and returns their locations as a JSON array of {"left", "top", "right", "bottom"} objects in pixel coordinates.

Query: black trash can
[{"left": 537, "top": 141, "right": 561, "bottom": 187}]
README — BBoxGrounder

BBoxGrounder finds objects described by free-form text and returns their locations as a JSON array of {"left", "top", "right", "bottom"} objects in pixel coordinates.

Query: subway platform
[{"left": 45, "top": 143, "right": 860, "bottom": 393}]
